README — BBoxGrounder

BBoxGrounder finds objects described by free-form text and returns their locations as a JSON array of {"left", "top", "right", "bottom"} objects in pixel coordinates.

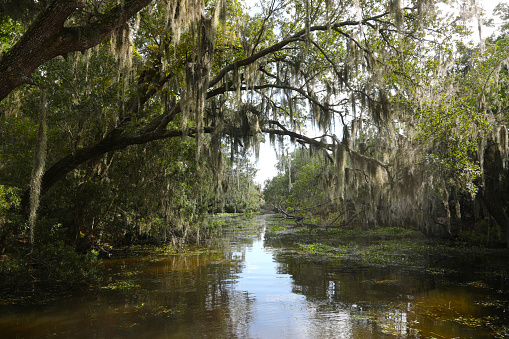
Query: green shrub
[
  {"left": 206, "top": 218, "right": 226, "bottom": 230},
  {"left": 1, "top": 241, "right": 102, "bottom": 287},
  {"left": 0, "top": 185, "right": 23, "bottom": 251},
  {"left": 29, "top": 241, "right": 102, "bottom": 283}
]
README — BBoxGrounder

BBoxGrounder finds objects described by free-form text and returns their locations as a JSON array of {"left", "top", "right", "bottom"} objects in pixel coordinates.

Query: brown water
[{"left": 0, "top": 215, "right": 508, "bottom": 338}]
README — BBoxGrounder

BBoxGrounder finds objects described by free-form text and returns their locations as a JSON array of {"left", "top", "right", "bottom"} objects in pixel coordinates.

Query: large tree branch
[
  {"left": 37, "top": 128, "right": 207, "bottom": 198},
  {"left": 0, "top": 0, "right": 152, "bottom": 102},
  {"left": 20, "top": 126, "right": 207, "bottom": 215},
  {"left": 208, "top": 12, "right": 391, "bottom": 89},
  {"left": 19, "top": 7, "right": 397, "bottom": 215},
  {"left": 23, "top": 107, "right": 390, "bottom": 216}
]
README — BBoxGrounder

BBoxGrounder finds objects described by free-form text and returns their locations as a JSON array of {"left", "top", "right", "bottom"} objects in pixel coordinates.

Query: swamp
[
  {"left": 2, "top": 214, "right": 509, "bottom": 338},
  {"left": 2, "top": 0, "right": 509, "bottom": 337}
]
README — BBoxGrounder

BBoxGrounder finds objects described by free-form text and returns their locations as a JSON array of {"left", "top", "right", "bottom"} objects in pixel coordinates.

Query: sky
[{"left": 250, "top": 0, "right": 505, "bottom": 187}]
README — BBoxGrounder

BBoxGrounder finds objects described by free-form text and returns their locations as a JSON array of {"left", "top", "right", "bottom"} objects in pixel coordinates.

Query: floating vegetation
[
  {"left": 453, "top": 315, "right": 499, "bottom": 329},
  {"left": 285, "top": 224, "right": 423, "bottom": 239},
  {"left": 363, "top": 252, "right": 396, "bottom": 265},
  {"left": 366, "top": 227, "right": 422, "bottom": 237},
  {"left": 101, "top": 281, "right": 141, "bottom": 291},
  {"left": 153, "top": 304, "right": 185, "bottom": 317},
  {"left": 267, "top": 222, "right": 509, "bottom": 293},
  {"left": 474, "top": 299, "right": 507, "bottom": 308},
  {"left": 297, "top": 242, "right": 336, "bottom": 255},
  {"left": 269, "top": 225, "right": 287, "bottom": 232}
]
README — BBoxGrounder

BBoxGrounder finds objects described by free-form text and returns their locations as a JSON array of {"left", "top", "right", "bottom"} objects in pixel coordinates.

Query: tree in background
[{"left": 263, "top": 149, "right": 338, "bottom": 224}]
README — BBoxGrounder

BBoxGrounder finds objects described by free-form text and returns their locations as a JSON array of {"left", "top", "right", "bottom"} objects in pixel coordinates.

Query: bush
[
  {"left": 0, "top": 241, "right": 102, "bottom": 287},
  {"left": 206, "top": 218, "right": 226, "bottom": 230},
  {"left": 30, "top": 241, "right": 102, "bottom": 283},
  {"left": 0, "top": 185, "right": 22, "bottom": 252}
]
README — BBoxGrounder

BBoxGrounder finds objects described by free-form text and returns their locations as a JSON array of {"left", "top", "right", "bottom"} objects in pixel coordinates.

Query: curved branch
[
  {"left": 0, "top": 0, "right": 152, "bottom": 102},
  {"left": 209, "top": 12, "right": 391, "bottom": 89},
  {"left": 18, "top": 6, "right": 399, "bottom": 215},
  {"left": 255, "top": 72, "right": 348, "bottom": 124},
  {"left": 21, "top": 126, "right": 210, "bottom": 215}
]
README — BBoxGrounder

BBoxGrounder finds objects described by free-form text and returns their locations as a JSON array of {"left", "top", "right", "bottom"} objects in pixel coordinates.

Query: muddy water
[{"left": 0, "top": 215, "right": 508, "bottom": 338}]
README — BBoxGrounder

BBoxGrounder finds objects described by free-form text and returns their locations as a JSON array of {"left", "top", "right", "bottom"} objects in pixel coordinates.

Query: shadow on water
[{"left": 0, "top": 214, "right": 508, "bottom": 338}]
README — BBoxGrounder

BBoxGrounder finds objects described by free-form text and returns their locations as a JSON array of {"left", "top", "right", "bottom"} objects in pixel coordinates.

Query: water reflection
[
  {"left": 0, "top": 215, "right": 508, "bottom": 338},
  {"left": 229, "top": 227, "right": 354, "bottom": 338}
]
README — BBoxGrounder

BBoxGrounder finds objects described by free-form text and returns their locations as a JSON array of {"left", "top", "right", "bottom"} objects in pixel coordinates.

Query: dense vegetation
[
  {"left": 263, "top": 2, "right": 509, "bottom": 246},
  {"left": 0, "top": 0, "right": 508, "bottom": 287}
]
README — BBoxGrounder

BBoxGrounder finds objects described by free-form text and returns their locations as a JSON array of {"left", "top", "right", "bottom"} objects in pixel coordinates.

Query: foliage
[
  {"left": 0, "top": 0, "right": 508, "bottom": 262},
  {"left": 0, "top": 16, "right": 24, "bottom": 54},
  {"left": 415, "top": 96, "right": 486, "bottom": 196},
  {"left": 264, "top": 148, "right": 340, "bottom": 223},
  {"left": 0, "top": 185, "right": 21, "bottom": 222},
  {"left": 0, "top": 185, "right": 23, "bottom": 252},
  {"left": 0, "top": 37, "right": 262, "bottom": 250},
  {"left": 297, "top": 242, "right": 335, "bottom": 255},
  {"left": 215, "top": 156, "right": 263, "bottom": 213},
  {"left": 30, "top": 241, "right": 102, "bottom": 283},
  {"left": 206, "top": 217, "right": 227, "bottom": 230},
  {"left": 0, "top": 241, "right": 102, "bottom": 287}
]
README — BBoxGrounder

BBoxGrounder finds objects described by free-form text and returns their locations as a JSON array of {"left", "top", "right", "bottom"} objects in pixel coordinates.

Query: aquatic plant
[{"left": 297, "top": 242, "right": 335, "bottom": 255}]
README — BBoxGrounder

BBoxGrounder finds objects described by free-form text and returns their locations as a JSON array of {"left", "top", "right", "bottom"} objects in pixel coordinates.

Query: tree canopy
[{"left": 1, "top": 0, "right": 509, "bottom": 249}]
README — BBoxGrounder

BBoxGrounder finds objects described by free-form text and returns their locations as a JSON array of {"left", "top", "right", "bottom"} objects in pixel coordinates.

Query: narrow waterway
[
  {"left": 0, "top": 214, "right": 508, "bottom": 338},
  {"left": 226, "top": 224, "right": 356, "bottom": 339}
]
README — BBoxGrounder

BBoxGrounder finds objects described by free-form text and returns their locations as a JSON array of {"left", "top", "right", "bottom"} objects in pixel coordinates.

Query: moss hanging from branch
[
  {"left": 28, "top": 89, "right": 48, "bottom": 244},
  {"left": 180, "top": 2, "right": 221, "bottom": 160}
]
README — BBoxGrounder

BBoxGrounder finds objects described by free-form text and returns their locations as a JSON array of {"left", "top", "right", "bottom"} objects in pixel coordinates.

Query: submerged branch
[{"left": 270, "top": 202, "right": 304, "bottom": 223}]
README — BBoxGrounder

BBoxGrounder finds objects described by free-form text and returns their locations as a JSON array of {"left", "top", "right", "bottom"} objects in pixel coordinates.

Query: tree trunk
[{"left": 479, "top": 193, "right": 509, "bottom": 247}]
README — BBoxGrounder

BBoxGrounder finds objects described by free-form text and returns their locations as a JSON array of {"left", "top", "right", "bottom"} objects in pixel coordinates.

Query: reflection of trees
[
  {"left": 275, "top": 252, "right": 434, "bottom": 303},
  {"left": 273, "top": 252, "right": 435, "bottom": 336},
  {"left": 227, "top": 290, "right": 255, "bottom": 338},
  {"left": 86, "top": 248, "right": 254, "bottom": 338},
  {"left": 148, "top": 251, "right": 251, "bottom": 338}
]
